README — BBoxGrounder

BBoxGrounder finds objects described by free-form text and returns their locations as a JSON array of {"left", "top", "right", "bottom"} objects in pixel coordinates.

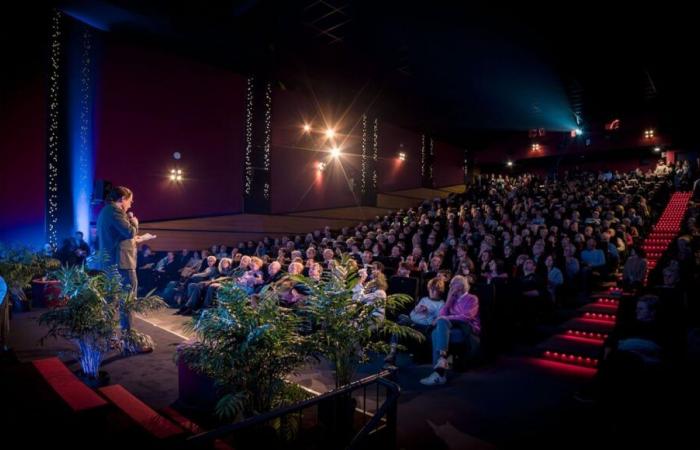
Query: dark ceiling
[{"left": 8, "top": 1, "right": 700, "bottom": 147}]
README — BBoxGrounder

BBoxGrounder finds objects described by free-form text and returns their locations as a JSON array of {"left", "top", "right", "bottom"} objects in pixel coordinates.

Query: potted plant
[
  {"left": 299, "top": 255, "right": 424, "bottom": 388},
  {"left": 176, "top": 281, "right": 314, "bottom": 421},
  {"left": 39, "top": 265, "right": 165, "bottom": 386},
  {"left": 0, "top": 244, "right": 60, "bottom": 312},
  {"left": 117, "top": 286, "right": 167, "bottom": 355},
  {"left": 1, "top": 245, "right": 59, "bottom": 352}
]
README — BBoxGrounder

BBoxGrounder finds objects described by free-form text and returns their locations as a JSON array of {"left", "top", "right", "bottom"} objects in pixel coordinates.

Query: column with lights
[
  {"left": 45, "top": 10, "right": 100, "bottom": 249},
  {"left": 243, "top": 76, "right": 273, "bottom": 213},
  {"left": 359, "top": 114, "right": 378, "bottom": 206}
]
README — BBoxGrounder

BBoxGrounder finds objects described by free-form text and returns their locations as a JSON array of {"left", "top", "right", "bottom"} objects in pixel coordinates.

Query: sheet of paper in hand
[{"left": 135, "top": 233, "right": 157, "bottom": 243}]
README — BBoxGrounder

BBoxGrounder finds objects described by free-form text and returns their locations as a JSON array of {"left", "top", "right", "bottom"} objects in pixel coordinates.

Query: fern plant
[
  {"left": 297, "top": 255, "right": 424, "bottom": 387},
  {"left": 176, "top": 281, "right": 314, "bottom": 420},
  {"left": 39, "top": 265, "right": 167, "bottom": 377},
  {"left": 39, "top": 265, "right": 121, "bottom": 379}
]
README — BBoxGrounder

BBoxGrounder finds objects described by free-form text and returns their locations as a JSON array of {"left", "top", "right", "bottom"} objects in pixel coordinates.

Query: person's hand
[{"left": 358, "top": 268, "right": 368, "bottom": 282}]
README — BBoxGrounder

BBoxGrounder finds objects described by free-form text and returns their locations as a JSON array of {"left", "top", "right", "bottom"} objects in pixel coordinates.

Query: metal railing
[{"left": 186, "top": 369, "right": 400, "bottom": 450}]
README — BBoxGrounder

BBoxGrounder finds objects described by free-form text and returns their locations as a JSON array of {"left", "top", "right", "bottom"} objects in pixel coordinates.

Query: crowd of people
[
  {"left": 43, "top": 160, "right": 700, "bottom": 388},
  {"left": 113, "top": 166, "right": 694, "bottom": 385}
]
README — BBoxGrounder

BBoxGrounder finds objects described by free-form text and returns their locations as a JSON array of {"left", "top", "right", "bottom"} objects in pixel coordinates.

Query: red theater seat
[
  {"left": 31, "top": 357, "right": 108, "bottom": 412},
  {"left": 99, "top": 385, "right": 184, "bottom": 439}
]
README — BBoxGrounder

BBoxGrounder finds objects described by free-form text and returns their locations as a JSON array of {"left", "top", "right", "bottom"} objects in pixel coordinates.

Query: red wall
[
  {"left": 95, "top": 43, "right": 246, "bottom": 221},
  {"left": 0, "top": 76, "right": 46, "bottom": 245},
  {"left": 270, "top": 89, "right": 359, "bottom": 213},
  {"left": 433, "top": 140, "right": 464, "bottom": 187},
  {"left": 377, "top": 123, "right": 421, "bottom": 192}
]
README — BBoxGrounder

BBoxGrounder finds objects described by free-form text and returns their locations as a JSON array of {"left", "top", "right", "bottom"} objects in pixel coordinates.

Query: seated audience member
[
  {"left": 385, "top": 278, "right": 446, "bottom": 365},
  {"left": 482, "top": 259, "right": 508, "bottom": 284},
  {"left": 577, "top": 295, "right": 667, "bottom": 403},
  {"left": 420, "top": 275, "right": 480, "bottom": 386},
  {"left": 237, "top": 256, "right": 264, "bottom": 294},
  {"left": 515, "top": 259, "right": 548, "bottom": 326},
  {"left": 176, "top": 255, "right": 220, "bottom": 315},
  {"left": 201, "top": 258, "right": 236, "bottom": 308},
  {"left": 308, "top": 262, "right": 323, "bottom": 282},
  {"left": 263, "top": 261, "right": 283, "bottom": 286},
  {"left": 545, "top": 254, "right": 564, "bottom": 305},
  {"left": 137, "top": 245, "right": 157, "bottom": 269},
  {"left": 622, "top": 247, "right": 647, "bottom": 290},
  {"left": 353, "top": 266, "right": 388, "bottom": 319}
]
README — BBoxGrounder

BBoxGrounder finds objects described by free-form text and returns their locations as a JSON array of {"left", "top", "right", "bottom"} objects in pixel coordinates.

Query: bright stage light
[
  {"left": 398, "top": 152, "right": 406, "bottom": 161},
  {"left": 330, "top": 147, "right": 341, "bottom": 158},
  {"left": 325, "top": 128, "right": 335, "bottom": 139},
  {"left": 317, "top": 161, "right": 326, "bottom": 171},
  {"left": 303, "top": 124, "right": 311, "bottom": 133},
  {"left": 507, "top": 161, "right": 513, "bottom": 167}
]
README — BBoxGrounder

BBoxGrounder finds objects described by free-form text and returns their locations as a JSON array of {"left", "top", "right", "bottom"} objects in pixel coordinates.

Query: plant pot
[
  {"left": 78, "top": 370, "right": 110, "bottom": 388},
  {"left": 177, "top": 358, "right": 219, "bottom": 412}
]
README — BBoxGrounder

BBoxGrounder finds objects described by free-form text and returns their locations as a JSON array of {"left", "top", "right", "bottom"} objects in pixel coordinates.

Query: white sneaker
[
  {"left": 434, "top": 356, "right": 449, "bottom": 370},
  {"left": 420, "top": 371, "right": 446, "bottom": 386}
]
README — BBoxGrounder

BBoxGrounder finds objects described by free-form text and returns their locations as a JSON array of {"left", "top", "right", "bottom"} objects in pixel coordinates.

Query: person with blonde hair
[{"left": 421, "top": 275, "right": 481, "bottom": 386}]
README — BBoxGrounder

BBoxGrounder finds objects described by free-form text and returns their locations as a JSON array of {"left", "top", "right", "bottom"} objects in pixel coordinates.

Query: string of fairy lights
[
  {"left": 47, "top": 10, "right": 63, "bottom": 248},
  {"left": 244, "top": 76, "right": 255, "bottom": 196},
  {"left": 428, "top": 136, "right": 434, "bottom": 182},
  {"left": 420, "top": 134, "right": 426, "bottom": 180},
  {"left": 262, "top": 81, "right": 272, "bottom": 200},
  {"left": 360, "top": 114, "right": 368, "bottom": 195},
  {"left": 78, "top": 27, "right": 92, "bottom": 222},
  {"left": 372, "top": 117, "right": 378, "bottom": 191}
]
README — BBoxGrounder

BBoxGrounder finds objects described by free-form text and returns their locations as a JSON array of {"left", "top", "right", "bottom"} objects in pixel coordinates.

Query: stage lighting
[
  {"left": 330, "top": 147, "right": 341, "bottom": 158},
  {"left": 325, "top": 128, "right": 336, "bottom": 139},
  {"left": 170, "top": 168, "right": 183, "bottom": 181},
  {"left": 398, "top": 152, "right": 406, "bottom": 161},
  {"left": 644, "top": 129, "right": 655, "bottom": 139},
  {"left": 575, "top": 128, "right": 582, "bottom": 136},
  {"left": 317, "top": 161, "right": 326, "bottom": 171},
  {"left": 303, "top": 124, "right": 311, "bottom": 133},
  {"left": 531, "top": 143, "right": 541, "bottom": 152},
  {"left": 654, "top": 147, "right": 661, "bottom": 152},
  {"left": 507, "top": 161, "right": 513, "bottom": 167}
]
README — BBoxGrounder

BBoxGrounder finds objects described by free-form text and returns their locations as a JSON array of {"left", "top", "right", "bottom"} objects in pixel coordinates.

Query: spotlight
[
  {"left": 325, "top": 128, "right": 335, "bottom": 139},
  {"left": 330, "top": 147, "right": 341, "bottom": 158},
  {"left": 177, "top": 169, "right": 182, "bottom": 175},
  {"left": 507, "top": 161, "right": 513, "bottom": 167},
  {"left": 317, "top": 161, "right": 326, "bottom": 171},
  {"left": 531, "top": 143, "right": 540, "bottom": 152},
  {"left": 398, "top": 151, "right": 406, "bottom": 161},
  {"left": 644, "top": 129, "right": 655, "bottom": 139},
  {"left": 170, "top": 169, "right": 176, "bottom": 174},
  {"left": 176, "top": 175, "right": 182, "bottom": 181},
  {"left": 303, "top": 123, "right": 311, "bottom": 133},
  {"left": 654, "top": 147, "right": 661, "bottom": 152},
  {"left": 575, "top": 128, "right": 583, "bottom": 136},
  {"left": 169, "top": 174, "right": 176, "bottom": 181}
]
